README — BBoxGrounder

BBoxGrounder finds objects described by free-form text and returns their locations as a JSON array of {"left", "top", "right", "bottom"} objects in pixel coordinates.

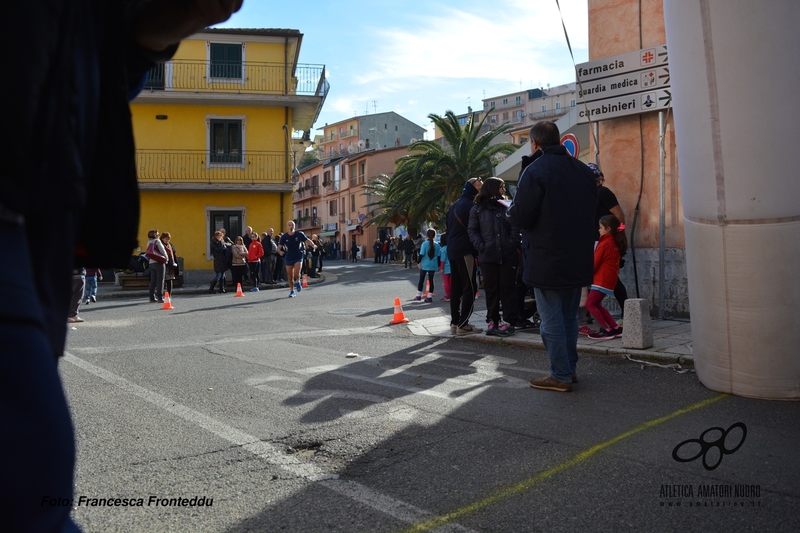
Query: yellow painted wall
[
  {"left": 131, "top": 105, "right": 287, "bottom": 151},
  {"left": 175, "top": 39, "right": 288, "bottom": 63},
  {"left": 138, "top": 190, "right": 293, "bottom": 270}
]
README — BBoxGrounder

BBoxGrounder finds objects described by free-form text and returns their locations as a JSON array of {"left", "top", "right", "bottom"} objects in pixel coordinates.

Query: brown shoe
[{"left": 529, "top": 375, "right": 572, "bottom": 392}]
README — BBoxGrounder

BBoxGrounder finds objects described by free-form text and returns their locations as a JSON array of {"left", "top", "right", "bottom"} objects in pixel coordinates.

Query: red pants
[
  {"left": 586, "top": 289, "right": 618, "bottom": 330},
  {"left": 442, "top": 273, "right": 451, "bottom": 299}
]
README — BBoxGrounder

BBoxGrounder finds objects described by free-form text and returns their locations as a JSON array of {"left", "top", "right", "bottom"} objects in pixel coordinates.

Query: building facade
[
  {"left": 131, "top": 28, "right": 327, "bottom": 271},
  {"left": 294, "top": 146, "right": 410, "bottom": 259},
  {"left": 316, "top": 112, "right": 425, "bottom": 160}
]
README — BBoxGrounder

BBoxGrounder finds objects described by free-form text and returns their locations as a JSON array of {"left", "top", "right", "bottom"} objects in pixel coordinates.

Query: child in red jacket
[{"left": 587, "top": 215, "right": 628, "bottom": 339}]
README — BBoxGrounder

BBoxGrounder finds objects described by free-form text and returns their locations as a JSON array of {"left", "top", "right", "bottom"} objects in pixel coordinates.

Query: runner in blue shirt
[{"left": 278, "top": 220, "right": 316, "bottom": 297}]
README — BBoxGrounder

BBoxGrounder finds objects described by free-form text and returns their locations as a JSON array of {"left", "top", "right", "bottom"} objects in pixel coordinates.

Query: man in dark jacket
[
  {"left": 509, "top": 121, "right": 597, "bottom": 392},
  {"left": 446, "top": 178, "right": 483, "bottom": 335},
  {"left": 2, "top": 2, "right": 242, "bottom": 531}
]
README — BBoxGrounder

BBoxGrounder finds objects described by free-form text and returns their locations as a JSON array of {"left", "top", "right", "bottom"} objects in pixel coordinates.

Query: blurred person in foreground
[{"left": 1, "top": 1, "right": 243, "bottom": 531}]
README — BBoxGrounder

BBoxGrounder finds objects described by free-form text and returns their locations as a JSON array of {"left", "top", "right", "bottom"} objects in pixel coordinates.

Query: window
[
  {"left": 490, "top": 101, "right": 496, "bottom": 108},
  {"left": 341, "top": 198, "right": 345, "bottom": 216},
  {"left": 490, "top": 115, "right": 497, "bottom": 123},
  {"left": 556, "top": 101, "right": 562, "bottom": 110},
  {"left": 351, "top": 194, "right": 356, "bottom": 212},
  {"left": 502, "top": 98, "right": 508, "bottom": 105},
  {"left": 359, "top": 161, "right": 366, "bottom": 184},
  {"left": 570, "top": 99, "right": 576, "bottom": 107},
  {"left": 334, "top": 165, "right": 340, "bottom": 190},
  {"left": 458, "top": 116, "right": 468, "bottom": 126},
  {"left": 349, "top": 164, "right": 357, "bottom": 187},
  {"left": 541, "top": 105, "right": 547, "bottom": 113},
  {"left": 210, "top": 119, "right": 242, "bottom": 163},
  {"left": 209, "top": 43, "right": 242, "bottom": 79},
  {"left": 329, "top": 199, "right": 338, "bottom": 216},
  {"left": 296, "top": 210, "right": 302, "bottom": 221},
  {"left": 515, "top": 95, "right": 522, "bottom": 105},
  {"left": 502, "top": 112, "right": 509, "bottom": 120},
  {"left": 329, "top": 130, "right": 335, "bottom": 140}
]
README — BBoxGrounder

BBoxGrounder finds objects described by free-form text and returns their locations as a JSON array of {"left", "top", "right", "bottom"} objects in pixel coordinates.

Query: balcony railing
[
  {"left": 293, "top": 185, "right": 321, "bottom": 200},
  {"left": 136, "top": 150, "right": 288, "bottom": 183},
  {"left": 297, "top": 217, "right": 321, "bottom": 230},
  {"left": 340, "top": 129, "right": 358, "bottom": 139},
  {"left": 142, "top": 60, "right": 328, "bottom": 97},
  {"left": 527, "top": 107, "right": 568, "bottom": 120}
]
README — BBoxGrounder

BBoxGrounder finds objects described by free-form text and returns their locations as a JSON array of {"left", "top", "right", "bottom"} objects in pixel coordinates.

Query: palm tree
[{"left": 365, "top": 110, "right": 517, "bottom": 232}]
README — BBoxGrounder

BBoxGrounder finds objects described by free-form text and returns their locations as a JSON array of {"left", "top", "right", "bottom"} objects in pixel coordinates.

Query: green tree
[{"left": 365, "top": 110, "right": 516, "bottom": 232}]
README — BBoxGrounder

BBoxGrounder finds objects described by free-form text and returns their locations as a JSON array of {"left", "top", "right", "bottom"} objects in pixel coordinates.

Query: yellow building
[{"left": 131, "top": 28, "right": 327, "bottom": 271}]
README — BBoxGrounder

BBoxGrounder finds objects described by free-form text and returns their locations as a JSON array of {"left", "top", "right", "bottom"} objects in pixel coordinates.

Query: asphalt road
[{"left": 62, "top": 261, "right": 800, "bottom": 532}]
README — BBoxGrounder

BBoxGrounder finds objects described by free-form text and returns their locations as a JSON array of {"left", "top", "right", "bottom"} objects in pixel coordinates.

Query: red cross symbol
[{"left": 642, "top": 50, "right": 655, "bottom": 64}]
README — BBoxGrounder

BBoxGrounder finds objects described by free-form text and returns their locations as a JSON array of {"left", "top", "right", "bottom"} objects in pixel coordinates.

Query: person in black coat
[
  {"left": 508, "top": 121, "right": 597, "bottom": 392},
  {"left": 446, "top": 178, "right": 483, "bottom": 335},
  {"left": 468, "top": 177, "right": 520, "bottom": 336}
]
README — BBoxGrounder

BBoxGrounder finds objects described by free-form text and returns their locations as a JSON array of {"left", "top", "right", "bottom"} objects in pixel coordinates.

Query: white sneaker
[{"left": 456, "top": 323, "right": 482, "bottom": 335}]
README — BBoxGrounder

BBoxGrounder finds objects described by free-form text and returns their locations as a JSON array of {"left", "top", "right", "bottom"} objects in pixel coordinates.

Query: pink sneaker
[{"left": 578, "top": 325, "right": 592, "bottom": 336}]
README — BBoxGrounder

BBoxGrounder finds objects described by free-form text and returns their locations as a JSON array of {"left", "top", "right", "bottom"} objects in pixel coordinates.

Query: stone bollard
[{"left": 622, "top": 299, "right": 653, "bottom": 349}]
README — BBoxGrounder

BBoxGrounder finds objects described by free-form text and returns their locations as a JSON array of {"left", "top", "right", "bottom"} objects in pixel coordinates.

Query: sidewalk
[{"left": 408, "top": 313, "right": 694, "bottom": 367}]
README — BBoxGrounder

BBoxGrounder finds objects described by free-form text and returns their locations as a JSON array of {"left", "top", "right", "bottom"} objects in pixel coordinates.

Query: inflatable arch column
[{"left": 664, "top": 1, "right": 800, "bottom": 399}]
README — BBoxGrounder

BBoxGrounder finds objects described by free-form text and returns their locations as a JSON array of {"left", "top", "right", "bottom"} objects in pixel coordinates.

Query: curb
[
  {"left": 415, "top": 325, "right": 694, "bottom": 367},
  {"left": 97, "top": 274, "right": 326, "bottom": 300}
]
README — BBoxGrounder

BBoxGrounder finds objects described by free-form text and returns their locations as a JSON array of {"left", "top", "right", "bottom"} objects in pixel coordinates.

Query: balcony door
[
  {"left": 210, "top": 43, "right": 242, "bottom": 79},
  {"left": 210, "top": 119, "right": 242, "bottom": 164},
  {"left": 210, "top": 210, "right": 243, "bottom": 243}
]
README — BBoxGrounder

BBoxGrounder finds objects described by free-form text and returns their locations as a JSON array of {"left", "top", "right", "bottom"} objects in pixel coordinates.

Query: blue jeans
[
  {"left": 84, "top": 275, "right": 98, "bottom": 300},
  {"left": 1, "top": 218, "right": 80, "bottom": 532},
  {"left": 534, "top": 287, "right": 581, "bottom": 383}
]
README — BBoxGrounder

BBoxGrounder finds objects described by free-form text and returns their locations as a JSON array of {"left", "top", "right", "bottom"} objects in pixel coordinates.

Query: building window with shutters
[
  {"left": 209, "top": 42, "right": 244, "bottom": 80},
  {"left": 208, "top": 116, "right": 244, "bottom": 165}
]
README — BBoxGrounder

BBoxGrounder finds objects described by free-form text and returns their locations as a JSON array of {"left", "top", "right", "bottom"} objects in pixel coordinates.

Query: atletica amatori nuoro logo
[{"left": 672, "top": 422, "right": 747, "bottom": 471}]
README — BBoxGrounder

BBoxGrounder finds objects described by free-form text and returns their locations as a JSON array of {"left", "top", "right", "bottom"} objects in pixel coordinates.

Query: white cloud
[{"left": 359, "top": 0, "right": 587, "bottom": 86}]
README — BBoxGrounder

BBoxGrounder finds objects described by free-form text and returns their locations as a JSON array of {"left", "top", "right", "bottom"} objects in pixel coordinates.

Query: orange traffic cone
[
  {"left": 234, "top": 283, "right": 245, "bottom": 297},
  {"left": 424, "top": 280, "right": 430, "bottom": 299},
  {"left": 389, "top": 297, "right": 409, "bottom": 325},
  {"left": 160, "top": 292, "right": 175, "bottom": 310},
  {"left": 302, "top": 274, "right": 309, "bottom": 288}
]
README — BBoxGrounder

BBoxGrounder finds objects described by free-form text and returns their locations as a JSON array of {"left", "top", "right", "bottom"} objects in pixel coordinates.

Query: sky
[{"left": 217, "top": 0, "right": 588, "bottom": 139}]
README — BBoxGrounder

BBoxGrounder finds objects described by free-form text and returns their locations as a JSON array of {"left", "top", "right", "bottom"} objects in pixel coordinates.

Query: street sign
[
  {"left": 560, "top": 133, "right": 579, "bottom": 157},
  {"left": 576, "top": 89, "right": 672, "bottom": 124},
  {"left": 575, "top": 45, "right": 668, "bottom": 83},
  {"left": 577, "top": 67, "right": 670, "bottom": 103}
]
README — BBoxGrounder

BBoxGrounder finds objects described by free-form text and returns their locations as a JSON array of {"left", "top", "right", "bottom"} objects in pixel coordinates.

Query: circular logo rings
[{"left": 672, "top": 422, "right": 747, "bottom": 471}]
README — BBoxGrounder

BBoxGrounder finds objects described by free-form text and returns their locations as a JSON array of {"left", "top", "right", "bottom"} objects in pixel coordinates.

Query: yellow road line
[{"left": 403, "top": 393, "right": 728, "bottom": 533}]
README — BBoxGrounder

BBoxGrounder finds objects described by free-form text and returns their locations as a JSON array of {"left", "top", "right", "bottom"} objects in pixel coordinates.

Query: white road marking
[{"left": 63, "top": 352, "right": 475, "bottom": 533}]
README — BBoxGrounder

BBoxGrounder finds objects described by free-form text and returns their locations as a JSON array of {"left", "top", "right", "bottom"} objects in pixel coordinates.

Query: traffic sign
[
  {"left": 576, "top": 89, "right": 672, "bottom": 124},
  {"left": 577, "top": 67, "right": 670, "bottom": 103},
  {"left": 560, "top": 133, "right": 579, "bottom": 157},
  {"left": 576, "top": 45, "right": 668, "bottom": 83}
]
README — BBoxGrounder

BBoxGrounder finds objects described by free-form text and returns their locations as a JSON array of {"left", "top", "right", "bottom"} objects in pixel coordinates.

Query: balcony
[
  {"left": 136, "top": 150, "right": 290, "bottom": 186},
  {"left": 136, "top": 61, "right": 329, "bottom": 130},
  {"left": 142, "top": 60, "right": 327, "bottom": 96},
  {"left": 293, "top": 185, "right": 321, "bottom": 200},
  {"left": 527, "top": 108, "right": 569, "bottom": 121},
  {"left": 340, "top": 128, "right": 358, "bottom": 139},
  {"left": 297, "top": 217, "right": 321, "bottom": 230}
]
